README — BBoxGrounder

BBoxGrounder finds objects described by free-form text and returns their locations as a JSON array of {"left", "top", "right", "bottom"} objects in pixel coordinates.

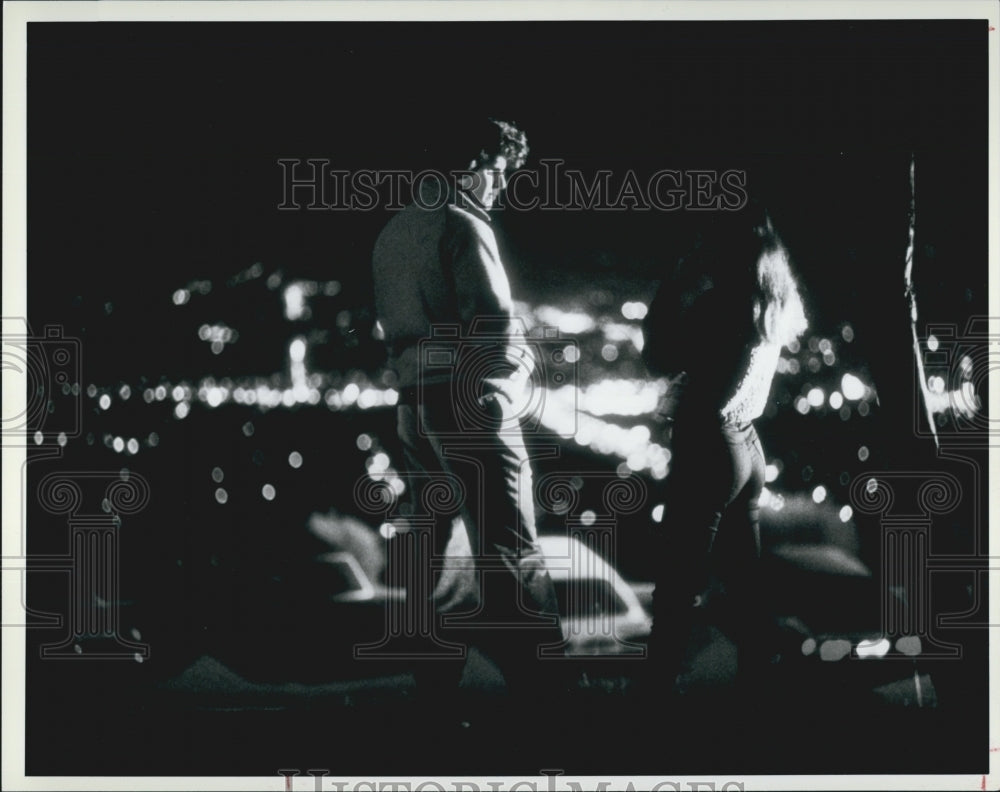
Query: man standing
[{"left": 371, "top": 118, "right": 566, "bottom": 708}]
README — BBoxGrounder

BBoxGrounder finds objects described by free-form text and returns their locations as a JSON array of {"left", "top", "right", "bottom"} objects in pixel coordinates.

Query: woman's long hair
[
  {"left": 678, "top": 207, "right": 809, "bottom": 349},
  {"left": 749, "top": 216, "right": 809, "bottom": 347}
]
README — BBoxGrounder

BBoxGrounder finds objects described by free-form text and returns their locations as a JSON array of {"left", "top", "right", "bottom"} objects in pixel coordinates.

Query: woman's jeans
[{"left": 649, "top": 414, "right": 769, "bottom": 692}]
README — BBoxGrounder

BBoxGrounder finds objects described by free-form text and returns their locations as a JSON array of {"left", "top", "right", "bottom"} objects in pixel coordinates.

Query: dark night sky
[{"left": 28, "top": 20, "right": 987, "bottom": 308}]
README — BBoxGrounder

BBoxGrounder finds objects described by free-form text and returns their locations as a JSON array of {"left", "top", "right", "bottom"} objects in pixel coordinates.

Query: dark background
[
  {"left": 28, "top": 21, "right": 987, "bottom": 324},
  {"left": 23, "top": 20, "right": 990, "bottom": 777}
]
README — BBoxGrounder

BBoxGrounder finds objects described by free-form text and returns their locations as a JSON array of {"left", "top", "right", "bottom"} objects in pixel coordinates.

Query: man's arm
[
  {"left": 444, "top": 209, "right": 536, "bottom": 398},
  {"left": 445, "top": 209, "right": 513, "bottom": 327}
]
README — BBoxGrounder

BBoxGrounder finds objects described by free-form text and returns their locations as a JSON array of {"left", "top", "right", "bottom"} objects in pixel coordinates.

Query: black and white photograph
[{"left": 2, "top": 2, "right": 997, "bottom": 790}]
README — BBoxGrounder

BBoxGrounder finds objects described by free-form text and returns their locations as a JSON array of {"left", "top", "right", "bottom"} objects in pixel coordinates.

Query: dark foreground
[{"left": 25, "top": 621, "right": 988, "bottom": 780}]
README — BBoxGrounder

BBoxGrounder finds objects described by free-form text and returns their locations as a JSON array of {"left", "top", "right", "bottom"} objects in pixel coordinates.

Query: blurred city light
[
  {"left": 79, "top": 270, "right": 932, "bottom": 593},
  {"left": 841, "top": 373, "right": 866, "bottom": 401},
  {"left": 856, "top": 637, "right": 891, "bottom": 658},
  {"left": 602, "top": 320, "right": 644, "bottom": 353},
  {"left": 896, "top": 636, "right": 922, "bottom": 656},
  {"left": 620, "top": 301, "right": 649, "bottom": 321},
  {"left": 533, "top": 305, "right": 595, "bottom": 335},
  {"left": 575, "top": 378, "right": 663, "bottom": 417},
  {"left": 819, "top": 638, "right": 852, "bottom": 662},
  {"left": 284, "top": 283, "right": 307, "bottom": 321},
  {"left": 198, "top": 323, "right": 237, "bottom": 355},
  {"left": 758, "top": 487, "right": 786, "bottom": 511}
]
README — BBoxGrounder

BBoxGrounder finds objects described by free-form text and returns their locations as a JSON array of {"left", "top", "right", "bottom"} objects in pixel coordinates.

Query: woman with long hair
[{"left": 642, "top": 208, "right": 808, "bottom": 699}]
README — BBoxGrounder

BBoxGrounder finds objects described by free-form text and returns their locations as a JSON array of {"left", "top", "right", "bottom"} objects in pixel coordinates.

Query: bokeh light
[
  {"left": 841, "top": 373, "right": 866, "bottom": 401},
  {"left": 856, "top": 638, "right": 891, "bottom": 658}
]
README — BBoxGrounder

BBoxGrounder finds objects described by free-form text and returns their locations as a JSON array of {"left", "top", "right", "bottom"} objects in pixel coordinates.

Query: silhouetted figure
[{"left": 643, "top": 209, "right": 809, "bottom": 699}]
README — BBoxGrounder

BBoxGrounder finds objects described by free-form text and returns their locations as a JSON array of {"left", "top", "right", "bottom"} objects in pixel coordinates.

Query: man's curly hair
[{"left": 468, "top": 117, "right": 529, "bottom": 172}]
